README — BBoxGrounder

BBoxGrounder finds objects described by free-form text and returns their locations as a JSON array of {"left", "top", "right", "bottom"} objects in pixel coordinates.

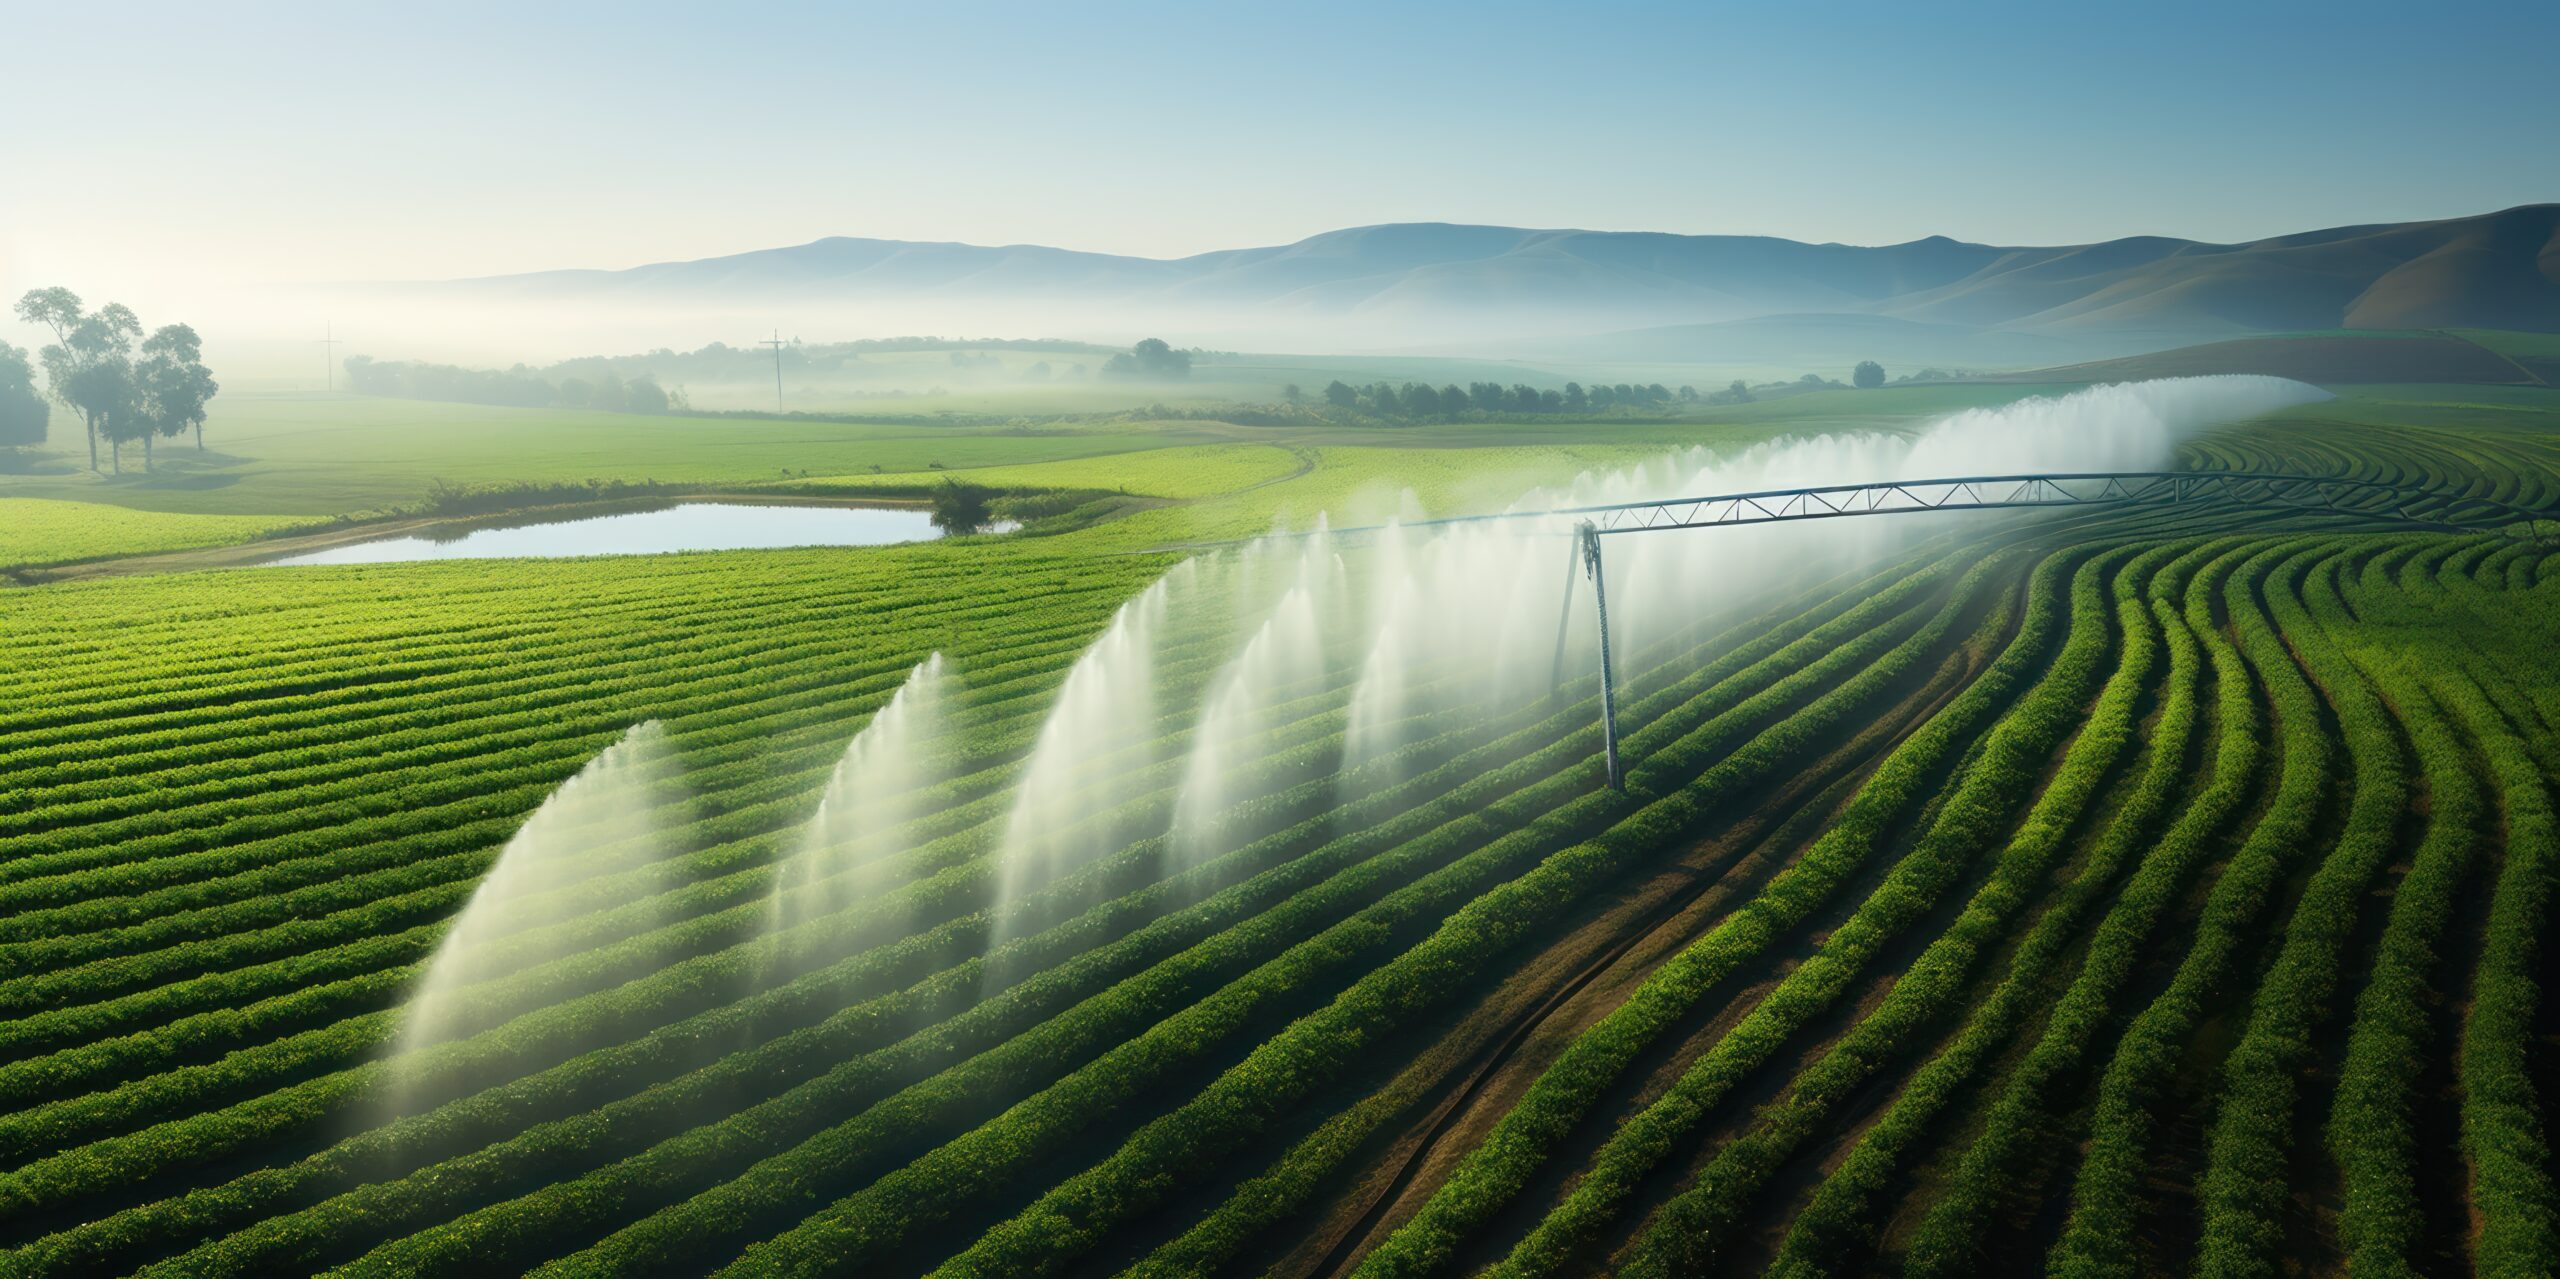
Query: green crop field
[
  {"left": 0, "top": 500, "right": 319, "bottom": 571},
  {"left": 6, "top": 380, "right": 2560, "bottom": 1279}
]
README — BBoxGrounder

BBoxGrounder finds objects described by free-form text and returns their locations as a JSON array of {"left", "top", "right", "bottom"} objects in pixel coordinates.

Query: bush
[{"left": 929, "top": 480, "right": 996, "bottom": 535}]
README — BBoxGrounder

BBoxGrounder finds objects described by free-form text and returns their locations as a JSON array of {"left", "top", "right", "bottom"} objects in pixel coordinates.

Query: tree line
[
  {"left": 1099, "top": 338, "right": 1195, "bottom": 381},
  {"left": 5, "top": 289, "right": 219, "bottom": 472},
  {"left": 1302, "top": 379, "right": 1695, "bottom": 419},
  {"left": 342, "top": 357, "right": 676, "bottom": 414}
]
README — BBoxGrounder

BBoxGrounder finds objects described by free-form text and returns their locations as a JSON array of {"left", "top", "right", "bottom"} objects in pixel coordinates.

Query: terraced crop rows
[{"left": 4, "top": 419, "right": 2559, "bottom": 1277}]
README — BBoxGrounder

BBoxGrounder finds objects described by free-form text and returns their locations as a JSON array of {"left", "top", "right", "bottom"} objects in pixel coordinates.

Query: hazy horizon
[
  {"left": 11, "top": 1, "right": 2557, "bottom": 284},
  {"left": 8, "top": 0, "right": 2556, "bottom": 376}
]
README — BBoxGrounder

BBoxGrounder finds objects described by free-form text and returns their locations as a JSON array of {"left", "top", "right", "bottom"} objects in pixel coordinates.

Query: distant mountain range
[{"left": 449, "top": 205, "right": 2560, "bottom": 344}]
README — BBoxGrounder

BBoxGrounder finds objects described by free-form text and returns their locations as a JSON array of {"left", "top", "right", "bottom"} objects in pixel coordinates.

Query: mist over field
[{"left": 38, "top": 203, "right": 2558, "bottom": 392}]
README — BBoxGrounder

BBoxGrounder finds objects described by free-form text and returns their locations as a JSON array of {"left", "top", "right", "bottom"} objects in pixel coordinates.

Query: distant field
[
  {"left": 0, "top": 394, "right": 1196, "bottom": 517},
  {"left": 674, "top": 348, "right": 1848, "bottom": 416},
  {"left": 0, "top": 385, "right": 2087, "bottom": 556},
  {"left": 783, "top": 443, "right": 1311, "bottom": 501}
]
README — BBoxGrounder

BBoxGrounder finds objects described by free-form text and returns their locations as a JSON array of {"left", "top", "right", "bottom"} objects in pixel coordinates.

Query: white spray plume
[
  {"left": 394, "top": 720, "right": 683, "bottom": 1058},
  {"left": 770, "top": 655, "right": 954, "bottom": 942},
  {"left": 981, "top": 377, "right": 2327, "bottom": 963},
  {"left": 992, "top": 564, "right": 1187, "bottom": 933}
]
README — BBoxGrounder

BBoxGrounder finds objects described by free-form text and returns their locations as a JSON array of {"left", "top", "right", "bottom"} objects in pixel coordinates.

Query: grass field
[
  {"left": 654, "top": 349, "right": 1865, "bottom": 417},
  {"left": 781, "top": 444, "right": 1314, "bottom": 502},
  {"left": 0, "top": 394, "right": 1205, "bottom": 518},
  {"left": 5, "top": 381, "right": 2560, "bottom": 1276},
  {"left": 0, "top": 382, "right": 2071, "bottom": 526},
  {"left": 0, "top": 500, "right": 319, "bottom": 571}
]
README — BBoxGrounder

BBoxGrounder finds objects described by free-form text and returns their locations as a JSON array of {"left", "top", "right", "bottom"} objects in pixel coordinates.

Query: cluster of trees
[
  {"left": 0, "top": 343, "right": 46, "bottom": 449},
  {"left": 342, "top": 357, "right": 675, "bottom": 414},
  {"left": 1287, "top": 363, "right": 1924, "bottom": 420},
  {"left": 1302, "top": 379, "right": 1696, "bottom": 419},
  {"left": 1099, "top": 338, "right": 1194, "bottom": 381},
  {"left": 9, "top": 289, "right": 219, "bottom": 472},
  {"left": 1704, "top": 362, "right": 1924, "bottom": 405}
]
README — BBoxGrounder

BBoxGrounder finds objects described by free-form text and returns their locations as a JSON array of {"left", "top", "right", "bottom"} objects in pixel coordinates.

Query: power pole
[
  {"left": 759, "top": 330, "right": 786, "bottom": 412},
  {"left": 318, "top": 322, "right": 342, "bottom": 390}
]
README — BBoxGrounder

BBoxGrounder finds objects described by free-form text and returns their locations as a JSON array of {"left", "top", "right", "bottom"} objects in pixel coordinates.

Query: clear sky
[{"left": 6, "top": 0, "right": 2556, "bottom": 296}]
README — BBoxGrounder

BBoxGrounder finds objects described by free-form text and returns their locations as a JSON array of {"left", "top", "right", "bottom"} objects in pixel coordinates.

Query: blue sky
[{"left": 6, "top": 0, "right": 2556, "bottom": 290}]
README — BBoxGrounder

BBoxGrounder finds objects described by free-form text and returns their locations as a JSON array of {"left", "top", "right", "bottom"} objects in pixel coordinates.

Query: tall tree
[
  {"left": 137, "top": 323, "right": 220, "bottom": 466},
  {"left": 63, "top": 306, "right": 143, "bottom": 474},
  {"left": 14, "top": 288, "right": 93, "bottom": 469},
  {"left": 1853, "top": 359, "right": 1886, "bottom": 389},
  {"left": 0, "top": 341, "right": 48, "bottom": 449},
  {"left": 1130, "top": 338, "right": 1191, "bottom": 379}
]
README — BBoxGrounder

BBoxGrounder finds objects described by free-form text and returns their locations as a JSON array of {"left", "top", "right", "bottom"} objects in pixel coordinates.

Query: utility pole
[
  {"left": 318, "top": 322, "right": 342, "bottom": 391},
  {"left": 759, "top": 330, "right": 787, "bottom": 412}
]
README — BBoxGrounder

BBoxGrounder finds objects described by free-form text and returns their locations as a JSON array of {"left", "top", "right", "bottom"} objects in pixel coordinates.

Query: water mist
[
  {"left": 977, "top": 376, "right": 2327, "bottom": 981},
  {"left": 393, "top": 720, "right": 686, "bottom": 1059},
  {"left": 1167, "top": 521, "right": 1340, "bottom": 869},
  {"left": 991, "top": 565, "right": 1187, "bottom": 936},
  {"left": 769, "top": 655, "right": 955, "bottom": 945}
]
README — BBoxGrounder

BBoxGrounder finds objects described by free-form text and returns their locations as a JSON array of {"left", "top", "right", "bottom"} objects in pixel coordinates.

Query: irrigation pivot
[
  {"left": 1579, "top": 521, "right": 1625, "bottom": 790},
  {"left": 1528, "top": 468, "right": 2558, "bottom": 793},
  {"left": 1165, "top": 467, "right": 2553, "bottom": 793},
  {"left": 1564, "top": 470, "right": 2554, "bottom": 536}
]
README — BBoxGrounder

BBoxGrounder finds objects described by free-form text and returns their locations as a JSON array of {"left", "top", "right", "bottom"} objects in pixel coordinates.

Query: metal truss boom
[
  {"left": 1169, "top": 468, "right": 2558, "bottom": 792},
  {"left": 1534, "top": 468, "right": 2554, "bottom": 793},
  {"left": 1562, "top": 469, "right": 2551, "bottom": 537}
]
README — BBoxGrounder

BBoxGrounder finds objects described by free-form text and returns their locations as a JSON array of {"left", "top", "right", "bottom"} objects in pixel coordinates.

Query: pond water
[{"left": 268, "top": 501, "right": 995, "bottom": 565}]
